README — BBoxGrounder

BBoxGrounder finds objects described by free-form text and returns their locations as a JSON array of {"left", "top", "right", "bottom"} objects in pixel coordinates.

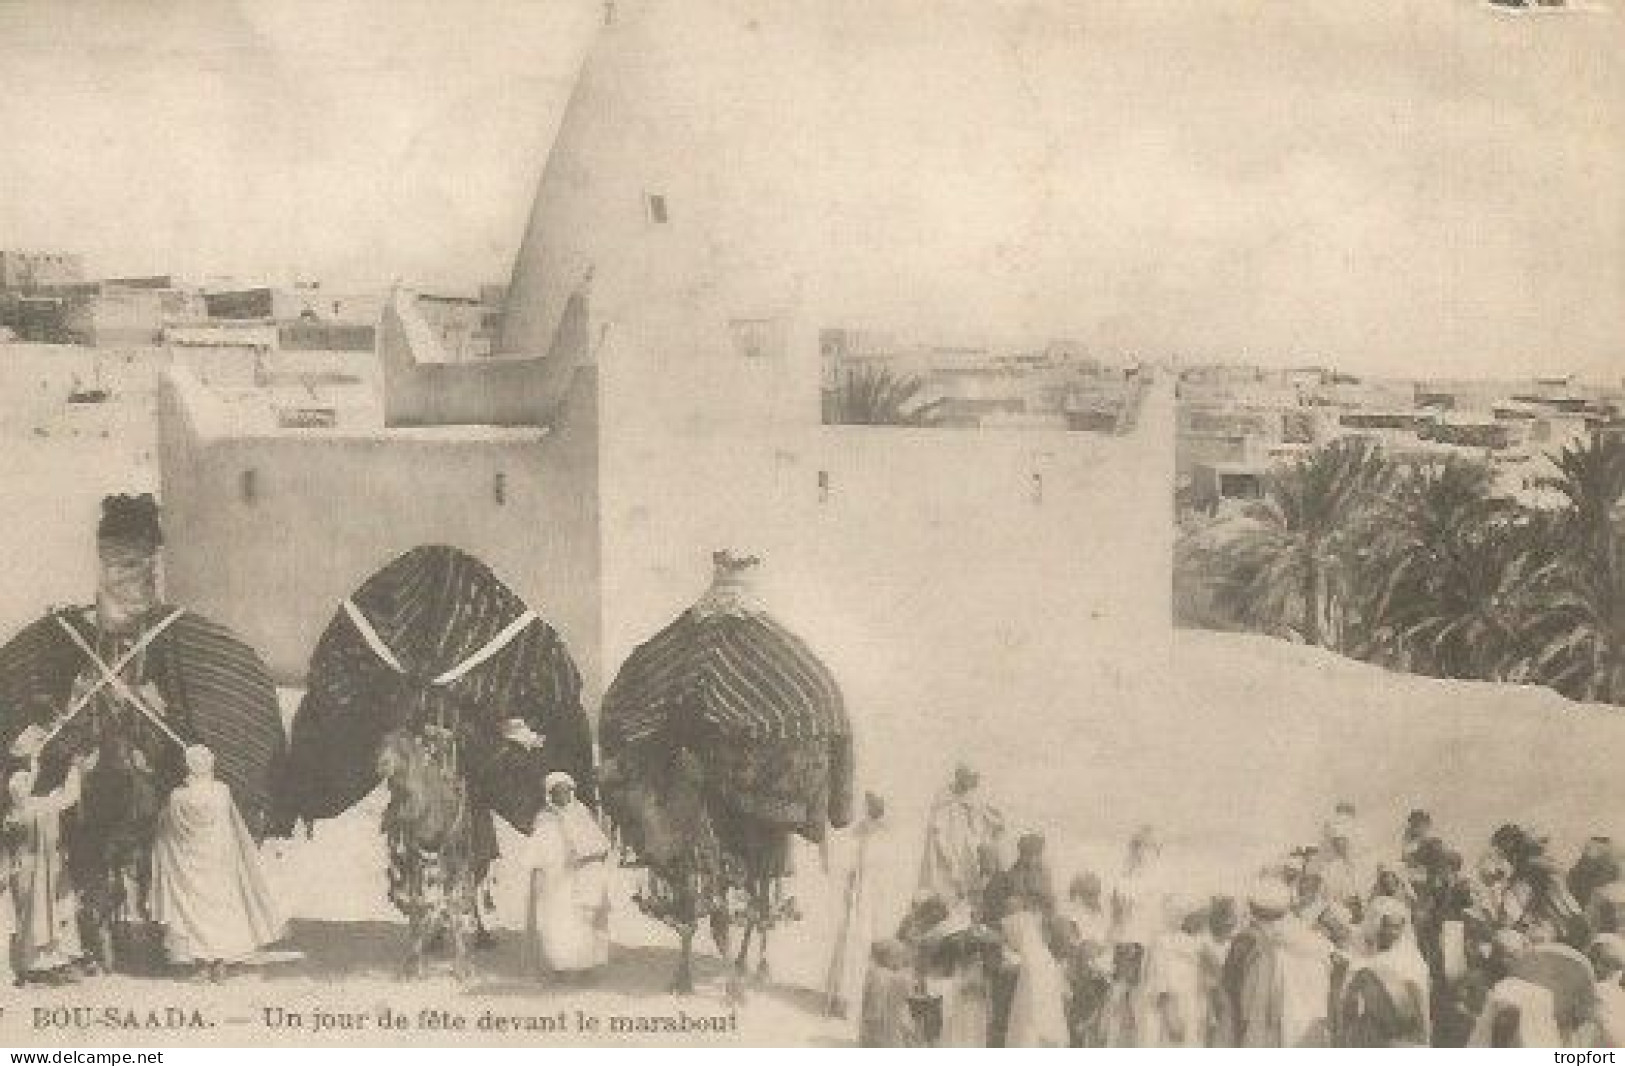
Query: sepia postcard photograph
[{"left": 0, "top": 0, "right": 1622, "bottom": 1050}]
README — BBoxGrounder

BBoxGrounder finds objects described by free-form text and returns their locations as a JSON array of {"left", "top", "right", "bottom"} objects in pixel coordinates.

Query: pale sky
[
  {"left": 0, "top": 0, "right": 601, "bottom": 293},
  {"left": 0, "top": 0, "right": 1620, "bottom": 378}
]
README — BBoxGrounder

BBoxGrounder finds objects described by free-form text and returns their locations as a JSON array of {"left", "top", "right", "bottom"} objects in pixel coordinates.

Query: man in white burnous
[
  {"left": 918, "top": 764, "right": 1005, "bottom": 909},
  {"left": 150, "top": 745, "right": 284, "bottom": 981},
  {"left": 525, "top": 771, "right": 611, "bottom": 981}
]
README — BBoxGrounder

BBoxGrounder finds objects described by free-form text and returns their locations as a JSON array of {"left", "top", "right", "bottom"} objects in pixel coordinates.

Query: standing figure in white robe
[
  {"left": 824, "top": 791, "right": 890, "bottom": 1018},
  {"left": 1319, "top": 816, "right": 1367, "bottom": 919},
  {"left": 150, "top": 746, "right": 284, "bottom": 980},
  {"left": 525, "top": 772, "right": 611, "bottom": 979},
  {"left": 4, "top": 759, "right": 88, "bottom": 983},
  {"left": 1142, "top": 902, "right": 1211, "bottom": 1047},
  {"left": 917, "top": 765, "right": 1004, "bottom": 909},
  {"left": 1589, "top": 935, "right": 1624, "bottom": 1046},
  {"left": 1001, "top": 895, "right": 1068, "bottom": 1047},
  {"left": 1230, "top": 878, "right": 1337, "bottom": 1047},
  {"left": 1338, "top": 896, "right": 1431, "bottom": 1046},
  {"left": 1103, "top": 825, "right": 1168, "bottom": 1046}
]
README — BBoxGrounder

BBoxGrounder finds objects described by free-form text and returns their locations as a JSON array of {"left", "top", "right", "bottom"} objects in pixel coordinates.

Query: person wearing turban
[
  {"left": 149, "top": 745, "right": 285, "bottom": 981},
  {"left": 917, "top": 764, "right": 1005, "bottom": 911},
  {"left": 3, "top": 754, "right": 92, "bottom": 983},
  {"left": 1100, "top": 825, "right": 1169, "bottom": 1047},
  {"left": 1000, "top": 846, "right": 1069, "bottom": 1048},
  {"left": 1139, "top": 896, "right": 1211, "bottom": 1047},
  {"left": 524, "top": 771, "right": 612, "bottom": 979},
  {"left": 1226, "top": 877, "right": 1336, "bottom": 1046},
  {"left": 1337, "top": 895, "right": 1431, "bottom": 1047},
  {"left": 859, "top": 938, "right": 925, "bottom": 1047},
  {"left": 823, "top": 790, "right": 893, "bottom": 1022}
]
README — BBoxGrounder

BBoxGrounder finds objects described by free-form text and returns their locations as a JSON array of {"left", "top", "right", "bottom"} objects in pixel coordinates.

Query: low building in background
[
  {"left": 0, "top": 250, "right": 84, "bottom": 292},
  {"left": 62, "top": 283, "right": 203, "bottom": 347}
]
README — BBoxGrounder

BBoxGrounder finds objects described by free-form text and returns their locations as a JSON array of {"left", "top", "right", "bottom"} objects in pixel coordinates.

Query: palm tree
[
  {"left": 827, "top": 366, "right": 946, "bottom": 427},
  {"left": 1514, "top": 437, "right": 1625, "bottom": 703},
  {"left": 1355, "top": 456, "right": 1532, "bottom": 675},
  {"left": 1540, "top": 436, "right": 1625, "bottom": 570},
  {"left": 1375, "top": 513, "right": 1550, "bottom": 680},
  {"left": 1212, "top": 437, "right": 1395, "bottom": 650}
]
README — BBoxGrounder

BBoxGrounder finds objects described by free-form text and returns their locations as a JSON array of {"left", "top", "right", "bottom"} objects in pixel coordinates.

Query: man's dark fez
[{"left": 98, "top": 493, "right": 162, "bottom": 552}]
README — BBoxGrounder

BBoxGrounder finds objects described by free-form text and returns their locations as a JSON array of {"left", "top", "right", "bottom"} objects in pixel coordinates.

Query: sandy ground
[{"left": 0, "top": 345, "right": 1621, "bottom": 1046}]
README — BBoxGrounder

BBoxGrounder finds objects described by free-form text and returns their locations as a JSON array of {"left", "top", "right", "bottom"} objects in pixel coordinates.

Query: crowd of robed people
[{"left": 839, "top": 765, "right": 1625, "bottom": 1048}]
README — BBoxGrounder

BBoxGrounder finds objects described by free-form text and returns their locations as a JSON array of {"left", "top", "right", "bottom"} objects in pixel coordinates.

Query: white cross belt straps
[
  {"left": 51, "top": 607, "right": 187, "bottom": 748},
  {"left": 341, "top": 599, "right": 538, "bottom": 687}
]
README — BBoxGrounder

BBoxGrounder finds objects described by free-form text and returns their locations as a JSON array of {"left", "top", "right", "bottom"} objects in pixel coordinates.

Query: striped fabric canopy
[
  {"left": 602, "top": 610, "right": 849, "bottom": 748},
  {"left": 601, "top": 607, "right": 853, "bottom": 837},
  {"left": 0, "top": 606, "right": 284, "bottom": 837},
  {"left": 271, "top": 545, "right": 593, "bottom": 835}
]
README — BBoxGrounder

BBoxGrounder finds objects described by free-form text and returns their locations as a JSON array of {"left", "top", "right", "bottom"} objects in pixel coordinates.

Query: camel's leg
[
  {"left": 722, "top": 916, "right": 752, "bottom": 1005},
  {"left": 753, "top": 877, "right": 772, "bottom": 983},
  {"left": 399, "top": 924, "right": 417, "bottom": 980},
  {"left": 450, "top": 901, "right": 472, "bottom": 982},
  {"left": 674, "top": 928, "right": 696, "bottom": 995},
  {"left": 87, "top": 874, "right": 116, "bottom": 974},
  {"left": 709, "top": 908, "right": 731, "bottom": 959},
  {"left": 403, "top": 909, "right": 429, "bottom": 980},
  {"left": 407, "top": 916, "right": 422, "bottom": 980},
  {"left": 134, "top": 856, "right": 153, "bottom": 923},
  {"left": 472, "top": 897, "right": 496, "bottom": 950},
  {"left": 84, "top": 906, "right": 110, "bottom": 975}
]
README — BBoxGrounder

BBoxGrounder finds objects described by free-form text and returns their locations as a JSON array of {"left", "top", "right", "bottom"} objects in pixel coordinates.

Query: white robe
[
  {"left": 5, "top": 769, "right": 83, "bottom": 974},
  {"left": 1276, "top": 921, "right": 1336, "bottom": 1047},
  {"left": 1342, "top": 940, "right": 1432, "bottom": 1045},
  {"left": 1594, "top": 981, "right": 1625, "bottom": 1047},
  {"left": 917, "top": 790, "right": 1003, "bottom": 907},
  {"left": 1002, "top": 910, "right": 1068, "bottom": 1047},
  {"left": 1110, "top": 863, "right": 1168, "bottom": 947},
  {"left": 525, "top": 800, "right": 611, "bottom": 974},
  {"left": 823, "top": 815, "right": 889, "bottom": 1012},
  {"left": 1142, "top": 930, "right": 1208, "bottom": 1047},
  {"left": 1468, "top": 977, "right": 1562, "bottom": 1047},
  {"left": 1236, "top": 916, "right": 1336, "bottom": 1047},
  {"left": 150, "top": 776, "right": 285, "bottom": 964}
]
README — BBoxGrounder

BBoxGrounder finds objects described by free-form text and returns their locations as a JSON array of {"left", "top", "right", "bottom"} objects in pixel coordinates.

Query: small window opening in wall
[
  {"left": 494, "top": 471, "right": 507, "bottom": 506},
  {"left": 241, "top": 468, "right": 258, "bottom": 504},
  {"left": 1031, "top": 472, "right": 1043, "bottom": 504},
  {"left": 817, "top": 470, "right": 830, "bottom": 503},
  {"left": 646, "top": 193, "right": 669, "bottom": 224},
  {"left": 730, "top": 318, "right": 777, "bottom": 359}
]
